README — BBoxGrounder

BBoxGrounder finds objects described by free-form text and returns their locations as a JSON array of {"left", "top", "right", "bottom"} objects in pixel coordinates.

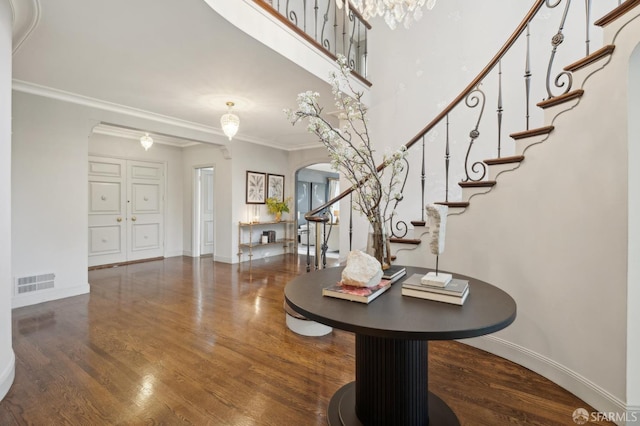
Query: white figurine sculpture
[{"left": 421, "top": 204, "right": 452, "bottom": 286}]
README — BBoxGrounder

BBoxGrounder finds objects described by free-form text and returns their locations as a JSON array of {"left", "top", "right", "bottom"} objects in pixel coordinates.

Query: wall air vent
[{"left": 15, "top": 273, "right": 55, "bottom": 295}]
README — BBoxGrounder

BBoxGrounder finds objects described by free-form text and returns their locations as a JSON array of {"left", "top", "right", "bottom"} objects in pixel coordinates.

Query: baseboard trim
[
  {"left": 463, "top": 335, "right": 629, "bottom": 423},
  {"left": 12, "top": 283, "right": 90, "bottom": 309},
  {"left": 0, "top": 350, "right": 15, "bottom": 401},
  {"left": 214, "top": 255, "right": 234, "bottom": 264}
]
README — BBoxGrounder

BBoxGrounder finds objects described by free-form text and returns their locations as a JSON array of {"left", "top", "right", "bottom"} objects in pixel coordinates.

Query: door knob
[
  {"left": 131, "top": 216, "right": 137, "bottom": 221},
  {"left": 117, "top": 217, "right": 122, "bottom": 222}
]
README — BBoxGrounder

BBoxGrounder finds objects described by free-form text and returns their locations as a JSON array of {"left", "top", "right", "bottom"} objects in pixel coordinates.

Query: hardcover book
[
  {"left": 401, "top": 286, "right": 469, "bottom": 306},
  {"left": 402, "top": 274, "right": 468, "bottom": 296},
  {"left": 322, "top": 279, "right": 392, "bottom": 304},
  {"left": 382, "top": 265, "right": 407, "bottom": 280}
]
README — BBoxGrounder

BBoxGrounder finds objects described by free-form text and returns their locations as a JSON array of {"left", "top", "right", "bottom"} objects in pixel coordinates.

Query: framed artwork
[
  {"left": 267, "top": 174, "right": 285, "bottom": 202},
  {"left": 246, "top": 171, "right": 266, "bottom": 204}
]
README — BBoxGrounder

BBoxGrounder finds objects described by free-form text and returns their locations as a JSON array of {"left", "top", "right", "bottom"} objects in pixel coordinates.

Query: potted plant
[{"left": 266, "top": 197, "right": 291, "bottom": 222}]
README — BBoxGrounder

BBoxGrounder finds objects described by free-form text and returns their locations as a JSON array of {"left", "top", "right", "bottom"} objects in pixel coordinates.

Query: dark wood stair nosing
[
  {"left": 458, "top": 180, "right": 496, "bottom": 189},
  {"left": 594, "top": 0, "right": 640, "bottom": 27},
  {"left": 484, "top": 155, "right": 525, "bottom": 166},
  {"left": 510, "top": 125, "right": 554, "bottom": 140},
  {"left": 564, "top": 45, "right": 615, "bottom": 72},
  {"left": 536, "top": 90, "right": 584, "bottom": 109},
  {"left": 410, "top": 220, "right": 426, "bottom": 227},
  {"left": 434, "top": 201, "right": 470, "bottom": 208},
  {"left": 389, "top": 238, "right": 422, "bottom": 245}
]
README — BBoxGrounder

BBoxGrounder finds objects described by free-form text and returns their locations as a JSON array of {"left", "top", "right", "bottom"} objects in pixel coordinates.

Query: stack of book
[
  {"left": 401, "top": 273, "right": 469, "bottom": 305},
  {"left": 322, "top": 266, "right": 406, "bottom": 304},
  {"left": 382, "top": 265, "right": 406, "bottom": 281}
]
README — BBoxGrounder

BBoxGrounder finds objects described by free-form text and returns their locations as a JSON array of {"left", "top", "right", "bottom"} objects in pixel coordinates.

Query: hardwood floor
[{"left": 1, "top": 255, "right": 613, "bottom": 425}]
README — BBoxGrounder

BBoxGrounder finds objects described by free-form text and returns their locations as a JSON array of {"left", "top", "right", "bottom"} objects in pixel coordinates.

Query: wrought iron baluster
[
  {"left": 420, "top": 136, "right": 426, "bottom": 222},
  {"left": 363, "top": 25, "right": 368, "bottom": 77},
  {"left": 286, "top": 0, "right": 298, "bottom": 27},
  {"left": 347, "top": 10, "right": 356, "bottom": 68},
  {"left": 389, "top": 157, "right": 409, "bottom": 239},
  {"left": 497, "top": 60, "right": 503, "bottom": 159},
  {"left": 525, "top": 24, "right": 531, "bottom": 130},
  {"left": 349, "top": 193, "right": 353, "bottom": 251},
  {"left": 445, "top": 114, "right": 450, "bottom": 203},
  {"left": 356, "top": 18, "right": 361, "bottom": 73},
  {"left": 584, "top": 0, "right": 592, "bottom": 56},
  {"left": 545, "top": 0, "right": 573, "bottom": 99},
  {"left": 321, "top": 0, "right": 331, "bottom": 50},
  {"left": 342, "top": 5, "right": 347, "bottom": 56},
  {"left": 314, "top": 0, "right": 318, "bottom": 42},
  {"left": 334, "top": 2, "right": 339, "bottom": 55},
  {"left": 303, "top": 0, "right": 307, "bottom": 34},
  {"left": 462, "top": 87, "right": 487, "bottom": 182}
]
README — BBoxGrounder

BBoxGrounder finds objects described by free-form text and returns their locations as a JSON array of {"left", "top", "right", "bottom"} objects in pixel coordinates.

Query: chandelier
[
  {"left": 140, "top": 133, "right": 153, "bottom": 151},
  {"left": 220, "top": 101, "right": 240, "bottom": 141},
  {"left": 338, "top": 0, "right": 436, "bottom": 29}
]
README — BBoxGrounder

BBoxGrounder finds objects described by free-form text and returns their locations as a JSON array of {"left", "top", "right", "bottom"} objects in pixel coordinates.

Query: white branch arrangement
[{"left": 284, "top": 55, "right": 408, "bottom": 266}]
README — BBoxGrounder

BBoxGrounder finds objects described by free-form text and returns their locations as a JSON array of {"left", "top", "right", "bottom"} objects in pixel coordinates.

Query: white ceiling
[{"left": 11, "top": 0, "right": 336, "bottom": 150}]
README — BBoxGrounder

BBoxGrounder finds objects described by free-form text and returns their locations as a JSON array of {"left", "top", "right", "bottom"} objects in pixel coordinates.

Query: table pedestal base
[{"left": 327, "top": 382, "right": 459, "bottom": 426}]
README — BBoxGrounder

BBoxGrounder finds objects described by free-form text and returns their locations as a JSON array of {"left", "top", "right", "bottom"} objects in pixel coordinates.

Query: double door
[{"left": 88, "top": 156, "right": 165, "bottom": 267}]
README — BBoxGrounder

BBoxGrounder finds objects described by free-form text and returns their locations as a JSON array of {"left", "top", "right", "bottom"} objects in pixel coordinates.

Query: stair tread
[
  {"left": 564, "top": 45, "right": 615, "bottom": 72},
  {"left": 435, "top": 201, "right": 470, "bottom": 208},
  {"left": 537, "top": 90, "right": 584, "bottom": 109},
  {"left": 410, "top": 220, "right": 426, "bottom": 227},
  {"left": 594, "top": 0, "right": 640, "bottom": 27},
  {"left": 459, "top": 180, "right": 496, "bottom": 188},
  {"left": 510, "top": 125, "right": 554, "bottom": 140},
  {"left": 484, "top": 155, "right": 525, "bottom": 165},
  {"left": 389, "top": 238, "right": 421, "bottom": 245}
]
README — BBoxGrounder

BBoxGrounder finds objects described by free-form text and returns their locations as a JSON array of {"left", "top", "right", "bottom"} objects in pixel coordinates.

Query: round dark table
[{"left": 284, "top": 266, "right": 517, "bottom": 426}]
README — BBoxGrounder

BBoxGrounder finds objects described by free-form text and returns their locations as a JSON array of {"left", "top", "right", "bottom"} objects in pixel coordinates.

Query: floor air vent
[{"left": 15, "top": 273, "right": 55, "bottom": 295}]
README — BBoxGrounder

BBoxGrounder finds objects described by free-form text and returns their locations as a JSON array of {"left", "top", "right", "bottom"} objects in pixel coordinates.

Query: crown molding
[
  {"left": 92, "top": 123, "right": 202, "bottom": 148},
  {"left": 12, "top": 79, "right": 226, "bottom": 135},
  {"left": 11, "top": 79, "right": 309, "bottom": 152}
]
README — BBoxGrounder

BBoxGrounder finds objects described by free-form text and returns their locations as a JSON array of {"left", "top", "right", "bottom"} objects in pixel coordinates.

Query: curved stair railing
[
  {"left": 253, "top": 0, "right": 371, "bottom": 87},
  {"left": 302, "top": 0, "right": 638, "bottom": 270}
]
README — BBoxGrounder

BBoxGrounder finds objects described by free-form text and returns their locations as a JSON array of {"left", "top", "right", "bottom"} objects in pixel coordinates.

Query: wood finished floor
[{"left": 1, "top": 255, "right": 613, "bottom": 425}]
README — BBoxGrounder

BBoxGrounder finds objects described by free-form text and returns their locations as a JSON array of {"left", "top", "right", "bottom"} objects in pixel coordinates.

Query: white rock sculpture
[
  {"left": 341, "top": 250, "right": 383, "bottom": 288},
  {"left": 426, "top": 204, "right": 448, "bottom": 256}
]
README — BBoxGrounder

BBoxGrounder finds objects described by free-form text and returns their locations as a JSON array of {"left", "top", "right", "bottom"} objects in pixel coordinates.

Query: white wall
[
  {"left": 182, "top": 142, "right": 232, "bottom": 262},
  {"left": 10, "top": 90, "right": 227, "bottom": 308},
  {"left": 88, "top": 133, "right": 185, "bottom": 258},
  {"left": 229, "top": 141, "right": 291, "bottom": 263},
  {"left": 0, "top": 0, "right": 15, "bottom": 401},
  {"left": 387, "top": 4, "right": 639, "bottom": 417},
  {"left": 11, "top": 92, "right": 92, "bottom": 308}
]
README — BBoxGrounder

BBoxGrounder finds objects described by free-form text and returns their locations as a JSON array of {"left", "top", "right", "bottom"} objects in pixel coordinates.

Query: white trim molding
[
  {"left": 11, "top": 80, "right": 270, "bottom": 147},
  {"left": 0, "top": 350, "right": 15, "bottom": 400},
  {"left": 464, "top": 335, "right": 631, "bottom": 424}
]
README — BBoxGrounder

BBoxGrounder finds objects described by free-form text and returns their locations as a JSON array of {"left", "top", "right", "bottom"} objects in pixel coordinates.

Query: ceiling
[{"left": 10, "top": 0, "right": 336, "bottom": 150}]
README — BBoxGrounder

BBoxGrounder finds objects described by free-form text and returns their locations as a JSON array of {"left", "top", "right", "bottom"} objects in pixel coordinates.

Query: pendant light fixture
[
  {"left": 140, "top": 132, "right": 153, "bottom": 151},
  {"left": 337, "top": 0, "right": 436, "bottom": 29},
  {"left": 220, "top": 101, "right": 240, "bottom": 141}
]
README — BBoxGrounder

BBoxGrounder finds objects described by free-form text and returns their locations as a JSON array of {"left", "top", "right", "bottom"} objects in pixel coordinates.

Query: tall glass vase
[{"left": 366, "top": 216, "right": 391, "bottom": 270}]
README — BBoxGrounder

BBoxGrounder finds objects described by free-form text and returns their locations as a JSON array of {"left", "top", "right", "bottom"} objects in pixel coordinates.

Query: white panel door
[
  {"left": 200, "top": 168, "right": 214, "bottom": 255},
  {"left": 88, "top": 157, "right": 165, "bottom": 267},
  {"left": 127, "top": 160, "right": 164, "bottom": 261},
  {"left": 88, "top": 156, "right": 127, "bottom": 267}
]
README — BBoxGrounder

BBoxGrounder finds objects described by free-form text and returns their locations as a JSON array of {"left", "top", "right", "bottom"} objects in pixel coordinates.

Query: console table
[{"left": 284, "top": 266, "right": 517, "bottom": 425}]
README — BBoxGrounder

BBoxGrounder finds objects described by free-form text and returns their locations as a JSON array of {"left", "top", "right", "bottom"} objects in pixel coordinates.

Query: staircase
[{"left": 298, "top": 0, "right": 640, "bottom": 418}]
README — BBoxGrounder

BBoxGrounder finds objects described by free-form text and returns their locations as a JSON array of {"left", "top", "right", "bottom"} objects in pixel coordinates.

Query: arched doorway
[{"left": 295, "top": 163, "right": 340, "bottom": 268}]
